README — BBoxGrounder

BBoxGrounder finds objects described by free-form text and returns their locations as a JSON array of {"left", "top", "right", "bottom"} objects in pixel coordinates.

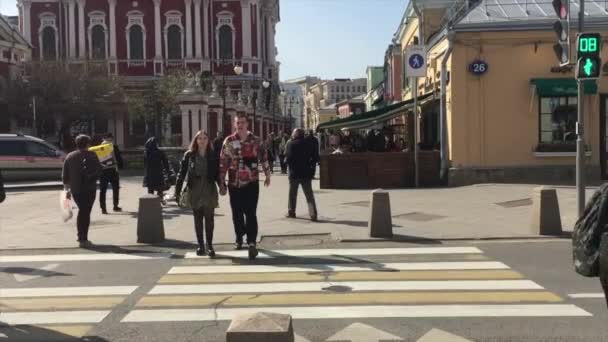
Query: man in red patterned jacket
[{"left": 220, "top": 113, "right": 271, "bottom": 260}]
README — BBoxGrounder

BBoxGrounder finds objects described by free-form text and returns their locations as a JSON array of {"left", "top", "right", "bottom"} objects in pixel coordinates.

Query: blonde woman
[{"left": 175, "top": 131, "right": 226, "bottom": 256}]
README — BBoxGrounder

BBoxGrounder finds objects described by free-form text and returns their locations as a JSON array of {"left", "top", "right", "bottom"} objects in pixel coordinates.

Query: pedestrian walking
[
  {"left": 175, "top": 131, "right": 226, "bottom": 257},
  {"left": 286, "top": 128, "right": 318, "bottom": 221},
  {"left": 0, "top": 170, "right": 5, "bottom": 204},
  {"left": 279, "top": 133, "right": 289, "bottom": 174},
  {"left": 143, "top": 137, "right": 171, "bottom": 204},
  {"left": 220, "top": 113, "right": 271, "bottom": 260},
  {"left": 98, "top": 133, "right": 124, "bottom": 214},
  {"left": 62, "top": 135, "right": 101, "bottom": 248},
  {"left": 265, "top": 134, "right": 275, "bottom": 174}
]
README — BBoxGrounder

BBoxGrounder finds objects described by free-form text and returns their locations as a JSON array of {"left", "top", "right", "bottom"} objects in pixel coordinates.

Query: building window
[
  {"left": 219, "top": 25, "right": 233, "bottom": 59},
  {"left": 41, "top": 26, "right": 56, "bottom": 60},
  {"left": 539, "top": 96, "right": 577, "bottom": 144},
  {"left": 91, "top": 25, "right": 106, "bottom": 59},
  {"left": 167, "top": 25, "right": 182, "bottom": 60},
  {"left": 129, "top": 26, "right": 144, "bottom": 60}
]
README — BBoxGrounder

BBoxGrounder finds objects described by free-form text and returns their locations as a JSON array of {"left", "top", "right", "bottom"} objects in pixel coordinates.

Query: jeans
[
  {"left": 229, "top": 182, "right": 259, "bottom": 245},
  {"left": 288, "top": 178, "right": 318, "bottom": 219},
  {"left": 193, "top": 206, "right": 214, "bottom": 248},
  {"left": 72, "top": 191, "right": 96, "bottom": 242},
  {"left": 99, "top": 168, "right": 120, "bottom": 210}
]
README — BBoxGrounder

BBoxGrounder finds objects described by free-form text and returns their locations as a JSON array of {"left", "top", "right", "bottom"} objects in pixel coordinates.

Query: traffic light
[
  {"left": 552, "top": 0, "right": 570, "bottom": 66},
  {"left": 576, "top": 33, "right": 602, "bottom": 80}
]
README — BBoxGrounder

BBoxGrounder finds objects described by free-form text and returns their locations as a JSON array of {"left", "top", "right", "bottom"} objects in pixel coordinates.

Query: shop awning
[
  {"left": 530, "top": 78, "right": 597, "bottom": 96},
  {"left": 318, "top": 92, "right": 435, "bottom": 131}
]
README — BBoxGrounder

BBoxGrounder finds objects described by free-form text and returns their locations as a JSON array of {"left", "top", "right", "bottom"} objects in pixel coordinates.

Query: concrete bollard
[
  {"left": 137, "top": 194, "right": 165, "bottom": 243},
  {"left": 530, "top": 186, "right": 562, "bottom": 236},
  {"left": 369, "top": 189, "right": 393, "bottom": 238},
  {"left": 226, "top": 312, "right": 294, "bottom": 342}
]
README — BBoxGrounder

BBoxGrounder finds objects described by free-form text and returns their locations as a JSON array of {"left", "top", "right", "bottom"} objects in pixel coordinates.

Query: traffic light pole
[{"left": 576, "top": 0, "right": 585, "bottom": 217}]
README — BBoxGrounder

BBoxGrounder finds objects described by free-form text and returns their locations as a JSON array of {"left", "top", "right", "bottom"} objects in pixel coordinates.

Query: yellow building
[{"left": 395, "top": 0, "right": 608, "bottom": 185}]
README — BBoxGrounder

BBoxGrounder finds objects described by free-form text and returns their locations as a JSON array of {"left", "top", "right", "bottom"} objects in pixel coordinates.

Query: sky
[{"left": 0, "top": 0, "right": 406, "bottom": 81}]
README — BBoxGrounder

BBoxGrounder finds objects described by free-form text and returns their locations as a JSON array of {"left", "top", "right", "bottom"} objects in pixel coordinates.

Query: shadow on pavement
[
  {"left": 318, "top": 219, "right": 403, "bottom": 228},
  {"left": 0, "top": 267, "right": 71, "bottom": 278},
  {"left": 0, "top": 324, "right": 109, "bottom": 342}
]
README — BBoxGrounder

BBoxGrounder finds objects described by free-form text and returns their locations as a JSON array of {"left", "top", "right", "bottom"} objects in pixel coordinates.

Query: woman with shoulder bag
[{"left": 175, "top": 131, "right": 226, "bottom": 257}]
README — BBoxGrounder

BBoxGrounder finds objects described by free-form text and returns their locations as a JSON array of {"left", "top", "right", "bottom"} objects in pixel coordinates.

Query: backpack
[{"left": 572, "top": 183, "right": 608, "bottom": 277}]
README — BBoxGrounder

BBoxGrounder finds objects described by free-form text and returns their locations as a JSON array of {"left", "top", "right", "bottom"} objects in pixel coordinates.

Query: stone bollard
[
  {"left": 530, "top": 187, "right": 562, "bottom": 236},
  {"left": 226, "top": 312, "right": 294, "bottom": 342},
  {"left": 137, "top": 194, "right": 165, "bottom": 243},
  {"left": 369, "top": 189, "right": 393, "bottom": 238}
]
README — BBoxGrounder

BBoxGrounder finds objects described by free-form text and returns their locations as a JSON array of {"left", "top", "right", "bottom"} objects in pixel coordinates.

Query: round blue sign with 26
[{"left": 469, "top": 60, "right": 489, "bottom": 75}]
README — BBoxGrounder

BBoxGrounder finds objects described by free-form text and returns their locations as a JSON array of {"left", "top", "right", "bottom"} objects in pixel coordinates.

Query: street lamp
[
  {"left": 218, "top": 60, "right": 244, "bottom": 136},
  {"left": 262, "top": 81, "right": 272, "bottom": 135}
]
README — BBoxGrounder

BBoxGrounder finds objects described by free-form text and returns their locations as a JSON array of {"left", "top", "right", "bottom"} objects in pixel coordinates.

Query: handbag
[{"left": 179, "top": 185, "right": 192, "bottom": 208}]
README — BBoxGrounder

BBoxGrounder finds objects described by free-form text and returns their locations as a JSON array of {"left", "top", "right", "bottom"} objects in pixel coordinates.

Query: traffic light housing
[
  {"left": 552, "top": 0, "right": 570, "bottom": 66},
  {"left": 575, "top": 33, "right": 602, "bottom": 80}
]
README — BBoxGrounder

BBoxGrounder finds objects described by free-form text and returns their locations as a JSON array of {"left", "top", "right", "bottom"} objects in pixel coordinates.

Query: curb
[{"left": 339, "top": 233, "right": 573, "bottom": 243}]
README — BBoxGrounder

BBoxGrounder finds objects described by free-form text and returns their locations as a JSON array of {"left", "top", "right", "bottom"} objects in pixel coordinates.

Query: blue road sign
[{"left": 409, "top": 54, "right": 424, "bottom": 69}]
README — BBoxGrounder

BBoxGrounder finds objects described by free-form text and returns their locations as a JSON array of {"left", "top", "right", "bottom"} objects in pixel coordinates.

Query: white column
[
  {"left": 68, "top": 0, "right": 76, "bottom": 58},
  {"left": 266, "top": 16, "right": 275, "bottom": 64},
  {"left": 108, "top": 0, "right": 117, "bottom": 58},
  {"left": 202, "top": 107, "right": 208, "bottom": 132},
  {"left": 194, "top": 0, "right": 202, "bottom": 58},
  {"left": 115, "top": 115, "right": 125, "bottom": 147},
  {"left": 181, "top": 111, "right": 190, "bottom": 147},
  {"left": 192, "top": 107, "right": 200, "bottom": 133},
  {"left": 77, "top": 0, "right": 86, "bottom": 59},
  {"left": 203, "top": 0, "right": 209, "bottom": 58},
  {"left": 185, "top": 0, "right": 193, "bottom": 58},
  {"left": 22, "top": 1, "right": 32, "bottom": 44},
  {"left": 153, "top": 0, "right": 162, "bottom": 58},
  {"left": 255, "top": 1, "right": 261, "bottom": 60},
  {"left": 241, "top": 0, "right": 251, "bottom": 58}
]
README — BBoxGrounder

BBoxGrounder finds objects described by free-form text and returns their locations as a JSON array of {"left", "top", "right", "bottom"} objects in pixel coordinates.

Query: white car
[{"left": 0, "top": 134, "right": 66, "bottom": 181}]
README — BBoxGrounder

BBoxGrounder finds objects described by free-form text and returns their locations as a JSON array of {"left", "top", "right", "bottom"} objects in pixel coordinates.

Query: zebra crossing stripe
[
  {"left": 168, "top": 261, "right": 510, "bottom": 274},
  {"left": 1, "top": 296, "right": 127, "bottom": 311},
  {"left": 149, "top": 280, "right": 543, "bottom": 295},
  {"left": 184, "top": 247, "right": 483, "bottom": 259},
  {"left": 0, "top": 253, "right": 171, "bottom": 263},
  {"left": 0, "top": 286, "right": 138, "bottom": 298},
  {"left": 122, "top": 304, "right": 591, "bottom": 322},
  {"left": 1, "top": 311, "right": 111, "bottom": 325}
]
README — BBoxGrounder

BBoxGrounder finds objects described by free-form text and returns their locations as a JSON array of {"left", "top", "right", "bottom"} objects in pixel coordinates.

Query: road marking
[
  {"left": 136, "top": 291, "right": 562, "bottom": 307},
  {"left": 1, "top": 311, "right": 111, "bottom": 325},
  {"left": 568, "top": 293, "right": 606, "bottom": 298},
  {"left": 169, "top": 261, "right": 510, "bottom": 274},
  {"left": 0, "top": 286, "right": 138, "bottom": 298},
  {"left": 149, "top": 280, "right": 543, "bottom": 295},
  {"left": 327, "top": 322, "right": 403, "bottom": 342},
  {"left": 185, "top": 247, "right": 483, "bottom": 259},
  {"left": 1, "top": 296, "right": 126, "bottom": 311},
  {"left": 417, "top": 328, "right": 473, "bottom": 342},
  {"left": 0, "top": 253, "right": 171, "bottom": 263},
  {"left": 13, "top": 263, "right": 61, "bottom": 282},
  {"left": 122, "top": 304, "right": 591, "bottom": 322},
  {"left": 158, "top": 270, "right": 524, "bottom": 284}
]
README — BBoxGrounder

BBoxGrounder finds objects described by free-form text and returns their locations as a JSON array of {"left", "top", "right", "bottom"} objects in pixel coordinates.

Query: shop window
[{"left": 539, "top": 96, "right": 577, "bottom": 145}]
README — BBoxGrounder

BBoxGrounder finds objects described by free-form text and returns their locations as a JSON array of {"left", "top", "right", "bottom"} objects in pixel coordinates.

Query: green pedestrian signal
[{"left": 576, "top": 57, "right": 601, "bottom": 80}]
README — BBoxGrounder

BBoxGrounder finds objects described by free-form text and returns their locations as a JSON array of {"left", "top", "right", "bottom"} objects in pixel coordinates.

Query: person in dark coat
[
  {"left": 305, "top": 130, "right": 320, "bottom": 179},
  {"left": 286, "top": 128, "right": 318, "bottom": 221},
  {"left": 143, "top": 137, "right": 171, "bottom": 203}
]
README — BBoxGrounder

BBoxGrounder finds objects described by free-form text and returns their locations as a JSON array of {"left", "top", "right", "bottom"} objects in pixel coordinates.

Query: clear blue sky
[{"left": 1, "top": 0, "right": 406, "bottom": 81}]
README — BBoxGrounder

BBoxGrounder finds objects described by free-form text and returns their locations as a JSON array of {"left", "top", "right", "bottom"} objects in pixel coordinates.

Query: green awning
[{"left": 530, "top": 78, "right": 597, "bottom": 96}]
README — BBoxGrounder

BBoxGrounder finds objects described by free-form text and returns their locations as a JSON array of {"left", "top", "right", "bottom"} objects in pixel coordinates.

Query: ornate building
[{"left": 17, "top": 0, "right": 282, "bottom": 147}]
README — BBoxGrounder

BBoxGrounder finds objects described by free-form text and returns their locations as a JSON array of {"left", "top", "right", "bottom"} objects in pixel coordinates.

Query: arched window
[
  {"left": 218, "top": 25, "right": 233, "bottom": 60},
  {"left": 167, "top": 25, "right": 182, "bottom": 60},
  {"left": 41, "top": 26, "right": 56, "bottom": 60},
  {"left": 129, "top": 25, "right": 144, "bottom": 60},
  {"left": 91, "top": 25, "right": 106, "bottom": 59}
]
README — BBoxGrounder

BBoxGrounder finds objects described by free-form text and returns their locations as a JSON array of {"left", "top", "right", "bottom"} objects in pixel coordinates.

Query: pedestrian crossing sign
[{"left": 406, "top": 45, "right": 427, "bottom": 78}]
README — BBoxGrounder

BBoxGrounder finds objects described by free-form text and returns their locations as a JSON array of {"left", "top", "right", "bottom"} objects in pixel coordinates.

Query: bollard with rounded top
[
  {"left": 530, "top": 186, "right": 562, "bottom": 236},
  {"left": 369, "top": 189, "right": 393, "bottom": 238},
  {"left": 137, "top": 194, "right": 165, "bottom": 243},
  {"left": 226, "top": 312, "right": 294, "bottom": 342}
]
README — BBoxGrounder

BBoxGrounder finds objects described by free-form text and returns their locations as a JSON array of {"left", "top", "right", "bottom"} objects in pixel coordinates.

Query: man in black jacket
[
  {"left": 286, "top": 128, "right": 318, "bottom": 221},
  {"left": 99, "top": 133, "right": 124, "bottom": 214}
]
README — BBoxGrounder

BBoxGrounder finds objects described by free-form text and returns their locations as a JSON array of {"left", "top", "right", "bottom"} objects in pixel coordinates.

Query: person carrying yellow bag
[{"left": 89, "top": 133, "right": 124, "bottom": 214}]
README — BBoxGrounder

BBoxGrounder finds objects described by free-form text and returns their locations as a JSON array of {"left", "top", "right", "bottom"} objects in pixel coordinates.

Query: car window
[
  {"left": 0, "top": 140, "right": 26, "bottom": 156},
  {"left": 25, "top": 142, "right": 57, "bottom": 157}
]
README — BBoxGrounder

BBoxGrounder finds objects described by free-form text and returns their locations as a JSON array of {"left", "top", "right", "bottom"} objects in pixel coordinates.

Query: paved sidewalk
[{"left": 0, "top": 174, "right": 593, "bottom": 250}]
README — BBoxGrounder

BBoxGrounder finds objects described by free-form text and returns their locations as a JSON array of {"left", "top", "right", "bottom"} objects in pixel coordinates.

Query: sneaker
[
  {"left": 79, "top": 240, "right": 93, "bottom": 248},
  {"left": 113, "top": 206, "right": 122, "bottom": 212},
  {"left": 248, "top": 244, "right": 258, "bottom": 260},
  {"left": 208, "top": 248, "right": 216, "bottom": 258},
  {"left": 101, "top": 209, "right": 108, "bottom": 215},
  {"left": 196, "top": 247, "right": 206, "bottom": 256}
]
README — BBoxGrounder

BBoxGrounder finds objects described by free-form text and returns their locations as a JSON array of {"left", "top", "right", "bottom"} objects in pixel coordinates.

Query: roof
[
  {"left": 0, "top": 15, "right": 30, "bottom": 49},
  {"left": 455, "top": 0, "right": 608, "bottom": 30}
]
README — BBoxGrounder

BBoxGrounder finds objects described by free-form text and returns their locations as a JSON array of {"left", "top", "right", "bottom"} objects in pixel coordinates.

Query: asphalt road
[{"left": 0, "top": 239, "right": 606, "bottom": 342}]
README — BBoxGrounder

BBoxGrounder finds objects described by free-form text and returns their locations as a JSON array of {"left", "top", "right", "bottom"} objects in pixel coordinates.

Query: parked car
[{"left": 0, "top": 134, "right": 66, "bottom": 181}]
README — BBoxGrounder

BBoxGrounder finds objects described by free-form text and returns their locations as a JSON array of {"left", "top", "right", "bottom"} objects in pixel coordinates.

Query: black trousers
[
  {"left": 229, "top": 182, "right": 259, "bottom": 245},
  {"left": 288, "top": 178, "right": 317, "bottom": 219},
  {"left": 279, "top": 155, "right": 287, "bottom": 173},
  {"left": 73, "top": 191, "right": 96, "bottom": 242},
  {"left": 99, "top": 168, "right": 120, "bottom": 210},
  {"left": 193, "top": 206, "right": 214, "bottom": 248}
]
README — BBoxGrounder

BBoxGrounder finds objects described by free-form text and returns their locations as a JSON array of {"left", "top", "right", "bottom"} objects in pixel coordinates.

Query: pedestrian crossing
[{"left": 123, "top": 246, "right": 591, "bottom": 323}]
